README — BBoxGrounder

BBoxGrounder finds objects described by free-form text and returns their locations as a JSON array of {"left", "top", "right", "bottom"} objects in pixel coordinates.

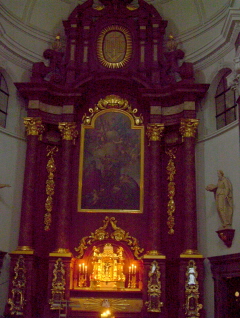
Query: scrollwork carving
[
  {"left": 49, "top": 258, "right": 66, "bottom": 309},
  {"left": 44, "top": 146, "right": 58, "bottom": 231},
  {"left": 82, "top": 95, "right": 143, "bottom": 126},
  {"left": 8, "top": 256, "right": 27, "bottom": 315},
  {"left": 75, "top": 216, "right": 144, "bottom": 259},
  {"left": 166, "top": 147, "right": 177, "bottom": 234}
]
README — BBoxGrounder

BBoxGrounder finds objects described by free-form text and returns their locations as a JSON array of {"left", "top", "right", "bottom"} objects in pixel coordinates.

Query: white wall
[
  {"left": 195, "top": 41, "right": 240, "bottom": 317},
  {"left": 0, "top": 63, "right": 27, "bottom": 314}
]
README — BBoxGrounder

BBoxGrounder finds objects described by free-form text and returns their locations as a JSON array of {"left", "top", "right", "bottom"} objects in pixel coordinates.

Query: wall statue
[{"left": 206, "top": 170, "right": 233, "bottom": 230}]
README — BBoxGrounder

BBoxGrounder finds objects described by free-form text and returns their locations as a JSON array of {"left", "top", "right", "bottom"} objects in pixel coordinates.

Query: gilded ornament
[
  {"left": 166, "top": 147, "right": 177, "bottom": 234},
  {"left": 166, "top": 34, "right": 178, "bottom": 52},
  {"left": 82, "top": 95, "right": 143, "bottom": 126},
  {"left": 8, "top": 255, "right": 27, "bottom": 315},
  {"left": 44, "top": 146, "right": 58, "bottom": 231},
  {"left": 146, "top": 123, "right": 165, "bottom": 141},
  {"left": 49, "top": 258, "right": 66, "bottom": 309},
  {"left": 52, "top": 34, "right": 63, "bottom": 52},
  {"left": 58, "top": 122, "right": 78, "bottom": 143},
  {"left": 24, "top": 117, "right": 45, "bottom": 140},
  {"left": 97, "top": 25, "right": 132, "bottom": 69},
  {"left": 70, "top": 297, "right": 142, "bottom": 312},
  {"left": 180, "top": 249, "right": 203, "bottom": 258},
  {"left": 75, "top": 217, "right": 144, "bottom": 259},
  {"left": 184, "top": 260, "right": 203, "bottom": 317},
  {"left": 179, "top": 119, "right": 199, "bottom": 140},
  {"left": 145, "top": 260, "right": 163, "bottom": 312}
]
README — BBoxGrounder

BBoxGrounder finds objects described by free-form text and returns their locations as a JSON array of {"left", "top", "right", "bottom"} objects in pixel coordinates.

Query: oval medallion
[{"left": 97, "top": 25, "right": 132, "bottom": 68}]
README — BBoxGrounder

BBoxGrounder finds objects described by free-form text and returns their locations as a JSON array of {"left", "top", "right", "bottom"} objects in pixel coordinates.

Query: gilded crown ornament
[
  {"left": 24, "top": 117, "right": 45, "bottom": 139},
  {"left": 179, "top": 119, "right": 199, "bottom": 140},
  {"left": 146, "top": 123, "right": 165, "bottom": 141},
  {"left": 58, "top": 122, "right": 78, "bottom": 143}
]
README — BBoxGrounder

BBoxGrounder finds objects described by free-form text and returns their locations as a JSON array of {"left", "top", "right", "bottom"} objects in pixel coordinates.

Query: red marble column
[
  {"left": 179, "top": 119, "right": 200, "bottom": 255},
  {"left": 146, "top": 123, "right": 165, "bottom": 254},
  {"left": 17, "top": 117, "right": 44, "bottom": 251},
  {"left": 54, "top": 122, "right": 78, "bottom": 254}
]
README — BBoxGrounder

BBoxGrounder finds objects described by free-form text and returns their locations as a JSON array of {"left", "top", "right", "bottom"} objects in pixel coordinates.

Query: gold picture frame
[{"left": 78, "top": 95, "right": 144, "bottom": 213}]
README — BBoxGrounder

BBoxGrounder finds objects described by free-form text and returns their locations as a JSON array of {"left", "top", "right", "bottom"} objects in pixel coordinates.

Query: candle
[
  {"left": 134, "top": 265, "right": 136, "bottom": 274},
  {"left": 129, "top": 266, "right": 132, "bottom": 274}
]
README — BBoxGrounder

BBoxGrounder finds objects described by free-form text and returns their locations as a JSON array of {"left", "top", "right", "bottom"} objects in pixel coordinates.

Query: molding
[
  {"left": 197, "top": 119, "right": 239, "bottom": 143},
  {"left": 0, "top": 42, "right": 35, "bottom": 70},
  {"left": 193, "top": 9, "right": 240, "bottom": 69},
  {"left": 178, "top": 2, "right": 229, "bottom": 44},
  {"left": 0, "top": 126, "right": 26, "bottom": 141},
  {"left": 0, "top": 3, "right": 54, "bottom": 42}
]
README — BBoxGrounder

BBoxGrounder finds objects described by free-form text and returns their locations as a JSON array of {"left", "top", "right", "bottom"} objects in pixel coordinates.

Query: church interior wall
[
  {"left": 0, "top": 63, "right": 27, "bottom": 315},
  {"left": 195, "top": 41, "right": 240, "bottom": 318},
  {"left": 0, "top": 1, "right": 240, "bottom": 317}
]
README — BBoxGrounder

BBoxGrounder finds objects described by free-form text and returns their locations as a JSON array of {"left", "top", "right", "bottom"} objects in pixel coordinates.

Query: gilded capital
[
  {"left": 24, "top": 117, "right": 45, "bottom": 138},
  {"left": 179, "top": 119, "right": 199, "bottom": 139},
  {"left": 58, "top": 122, "right": 78, "bottom": 142},
  {"left": 146, "top": 123, "right": 164, "bottom": 141}
]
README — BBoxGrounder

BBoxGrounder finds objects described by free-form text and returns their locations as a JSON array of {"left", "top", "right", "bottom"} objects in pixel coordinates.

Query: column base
[
  {"left": 11, "top": 246, "right": 34, "bottom": 254},
  {"left": 180, "top": 249, "right": 203, "bottom": 258},
  {"left": 144, "top": 250, "right": 166, "bottom": 259},
  {"left": 49, "top": 248, "right": 72, "bottom": 257}
]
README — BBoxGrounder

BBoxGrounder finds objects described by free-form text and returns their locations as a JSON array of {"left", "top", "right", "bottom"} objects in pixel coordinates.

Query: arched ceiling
[{"left": 0, "top": 0, "right": 237, "bottom": 68}]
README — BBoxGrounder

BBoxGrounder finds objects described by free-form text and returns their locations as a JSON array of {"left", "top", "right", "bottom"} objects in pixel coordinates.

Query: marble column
[
  {"left": 53, "top": 122, "right": 78, "bottom": 255},
  {"left": 17, "top": 117, "right": 44, "bottom": 252},
  {"left": 146, "top": 123, "right": 165, "bottom": 255},
  {"left": 179, "top": 118, "right": 200, "bottom": 255}
]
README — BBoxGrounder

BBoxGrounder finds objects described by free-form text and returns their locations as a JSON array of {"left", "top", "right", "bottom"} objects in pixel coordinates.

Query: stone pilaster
[
  {"left": 17, "top": 117, "right": 44, "bottom": 251},
  {"left": 146, "top": 123, "right": 165, "bottom": 254},
  {"left": 54, "top": 122, "right": 78, "bottom": 254}
]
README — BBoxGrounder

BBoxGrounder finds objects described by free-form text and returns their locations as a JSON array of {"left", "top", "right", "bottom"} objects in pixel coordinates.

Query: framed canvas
[{"left": 78, "top": 96, "right": 144, "bottom": 213}]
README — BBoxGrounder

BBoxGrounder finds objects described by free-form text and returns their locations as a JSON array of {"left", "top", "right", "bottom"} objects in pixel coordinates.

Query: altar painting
[{"left": 78, "top": 110, "right": 144, "bottom": 212}]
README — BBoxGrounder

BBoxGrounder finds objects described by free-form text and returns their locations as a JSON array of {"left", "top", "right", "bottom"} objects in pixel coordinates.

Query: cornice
[
  {"left": 0, "top": 126, "right": 26, "bottom": 141},
  {"left": 0, "top": 3, "right": 54, "bottom": 42},
  {"left": 177, "top": 2, "right": 230, "bottom": 43},
  {"left": 0, "top": 40, "right": 36, "bottom": 70},
  {"left": 193, "top": 9, "right": 240, "bottom": 70},
  {"left": 197, "top": 119, "right": 239, "bottom": 143}
]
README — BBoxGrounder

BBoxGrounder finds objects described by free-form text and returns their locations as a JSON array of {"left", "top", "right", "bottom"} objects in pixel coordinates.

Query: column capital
[
  {"left": 24, "top": 117, "right": 45, "bottom": 138},
  {"left": 146, "top": 123, "right": 164, "bottom": 141},
  {"left": 179, "top": 118, "right": 199, "bottom": 139},
  {"left": 58, "top": 122, "right": 78, "bottom": 143}
]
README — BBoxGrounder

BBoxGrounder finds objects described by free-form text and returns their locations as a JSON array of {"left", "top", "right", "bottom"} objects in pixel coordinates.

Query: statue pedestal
[{"left": 216, "top": 229, "right": 235, "bottom": 247}]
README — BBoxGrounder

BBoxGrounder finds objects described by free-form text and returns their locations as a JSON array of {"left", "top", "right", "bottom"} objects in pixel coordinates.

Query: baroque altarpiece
[{"left": 5, "top": 0, "right": 209, "bottom": 317}]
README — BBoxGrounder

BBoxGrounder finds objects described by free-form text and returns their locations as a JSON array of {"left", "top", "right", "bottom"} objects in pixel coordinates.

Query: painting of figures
[{"left": 78, "top": 110, "right": 144, "bottom": 212}]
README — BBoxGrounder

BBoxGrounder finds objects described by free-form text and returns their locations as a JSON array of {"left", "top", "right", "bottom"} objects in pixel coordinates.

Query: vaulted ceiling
[{"left": 0, "top": 0, "right": 238, "bottom": 69}]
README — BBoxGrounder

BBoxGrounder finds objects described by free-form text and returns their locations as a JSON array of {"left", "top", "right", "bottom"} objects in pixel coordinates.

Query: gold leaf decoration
[
  {"left": 44, "top": 145, "right": 58, "bottom": 231},
  {"left": 75, "top": 216, "right": 144, "bottom": 259},
  {"left": 166, "top": 147, "right": 177, "bottom": 234}
]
